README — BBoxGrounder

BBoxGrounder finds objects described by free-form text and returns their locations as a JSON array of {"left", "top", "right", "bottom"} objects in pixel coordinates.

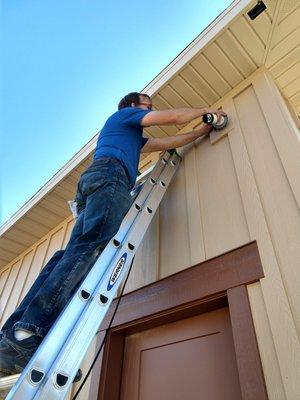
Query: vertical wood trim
[
  {"left": 62, "top": 218, "right": 75, "bottom": 249},
  {"left": 252, "top": 70, "right": 300, "bottom": 208},
  {"left": 247, "top": 282, "right": 287, "bottom": 400},
  {"left": 227, "top": 94, "right": 300, "bottom": 398},
  {"left": 38, "top": 235, "right": 51, "bottom": 272},
  {"left": 183, "top": 146, "right": 206, "bottom": 264},
  {"left": 98, "top": 332, "right": 124, "bottom": 400},
  {"left": 194, "top": 134, "right": 250, "bottom": 259},
  {"left": 154, "top": 210, "right": 160, "bottom": 281},
  {"left": 16, "top": 239, "right": 48, "bottom": 307},
  {"left": 0, "top": 250, "right": 36, "bottom": 325},
  {"left": 227, "top": 285, "right": 268, "bottom": 400},
  {"left": 0, "top": 268, "right": 11, "bottom": 297},
  {"left": 3, "top": 259, "right": 24, "bottom": 313},
  {"left": 0, "top": 261, "right": 22, "bottom": 325},
  {"left": 42, "top": 227, "right": 65, "bottom": 268},
  {"left": 0, "top": 218, "right": 72, "bottom": 328},
  {"left": 60, "top": 219, "right": 70, "bottom": 249},
  {"left": 14, "top": 247, "right": 37, "bottom": 309}
]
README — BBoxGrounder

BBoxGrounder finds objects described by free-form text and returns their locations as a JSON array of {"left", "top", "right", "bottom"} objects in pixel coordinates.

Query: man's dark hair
[{"left": 118, "top": 92, "right": 150, "bottom": 110}]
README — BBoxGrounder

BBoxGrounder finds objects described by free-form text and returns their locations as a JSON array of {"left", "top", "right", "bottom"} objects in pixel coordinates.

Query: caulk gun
[{"left": 202, "top": 112, "right": 228, "bottom": 130}]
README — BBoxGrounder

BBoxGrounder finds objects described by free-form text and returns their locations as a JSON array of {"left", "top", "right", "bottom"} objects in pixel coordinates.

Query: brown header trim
[
  {"left": 98, "top": 241, "right": 268, "bottom": 400},
  {"left": 100, "top": 241, "right": 263, "bottom": 332}
]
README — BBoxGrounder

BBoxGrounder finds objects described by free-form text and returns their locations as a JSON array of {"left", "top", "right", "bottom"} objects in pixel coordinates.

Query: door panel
[{"left": 120, "top": 307, "right": 241, "bottom": 400}]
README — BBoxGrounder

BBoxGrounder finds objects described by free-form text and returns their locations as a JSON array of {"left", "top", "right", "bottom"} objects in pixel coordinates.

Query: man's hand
[
  {"left": 141, "top": 105, "right": 227, "bottom": 127},
  {"left": 204, "top": 109, "right": 227, "bottom": 122},
  {"left": 205, "top": 109, "right": 227, "bottom": 117},
  {"left": 195, "top": 124, "right": 213, "bottom": 136},
  {"left": 141, "top": 123, "right": 214, "bottom": 153}
]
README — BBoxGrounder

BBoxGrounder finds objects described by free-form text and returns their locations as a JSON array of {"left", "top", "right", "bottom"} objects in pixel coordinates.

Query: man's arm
[
  {"left": 141, "top": 124, "right": 213, "bottom": 153},
  {"left": 141, "top": 107, "right": 226, "bottom": 127}
]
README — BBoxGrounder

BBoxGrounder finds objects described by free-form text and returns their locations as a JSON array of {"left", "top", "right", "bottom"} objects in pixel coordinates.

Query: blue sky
[{"left": 1, "top": 0, "right": 232, "bottom": 225}]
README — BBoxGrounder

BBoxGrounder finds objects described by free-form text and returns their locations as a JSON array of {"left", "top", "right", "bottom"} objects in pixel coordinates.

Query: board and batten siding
[{"left": 1, "top": 69, "right": 300, "bottom": 399}]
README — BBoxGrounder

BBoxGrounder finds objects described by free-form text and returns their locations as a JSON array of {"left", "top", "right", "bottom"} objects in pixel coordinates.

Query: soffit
[{"left": 265, "top": 0, "right": 300, "bottom": 116}]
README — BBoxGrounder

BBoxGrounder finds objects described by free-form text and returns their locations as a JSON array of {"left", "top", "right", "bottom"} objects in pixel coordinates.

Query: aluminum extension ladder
[{"left": 3, "top": 149, "right": 182, "bottom": 399}]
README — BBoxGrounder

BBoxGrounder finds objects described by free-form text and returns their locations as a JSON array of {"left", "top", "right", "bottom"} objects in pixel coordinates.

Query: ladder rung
[{"left": 4, "top": 150, "right": 181, "bottom": 400}]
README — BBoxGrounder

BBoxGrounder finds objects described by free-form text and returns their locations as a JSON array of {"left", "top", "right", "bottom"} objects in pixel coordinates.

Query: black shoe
[
  {"left": 0, "top": 330, "right": 82, "bottom": 384},
  {"left": 0, "top": 329, "right": 42, "bottom": 378}
]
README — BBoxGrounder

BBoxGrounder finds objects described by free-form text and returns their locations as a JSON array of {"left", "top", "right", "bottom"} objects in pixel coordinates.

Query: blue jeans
[{"left": 1, "top": 157, "right": 132, "bottom": 339}]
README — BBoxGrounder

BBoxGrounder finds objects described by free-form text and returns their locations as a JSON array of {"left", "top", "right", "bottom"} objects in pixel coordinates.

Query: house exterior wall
[{"left": 1, "top": 69, "right": 300, "bottom": 399}]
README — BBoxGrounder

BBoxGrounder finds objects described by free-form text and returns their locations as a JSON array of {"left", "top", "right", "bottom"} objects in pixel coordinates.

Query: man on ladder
[{"left": 0, "top": 91, "right": 226, "bottom": 381}]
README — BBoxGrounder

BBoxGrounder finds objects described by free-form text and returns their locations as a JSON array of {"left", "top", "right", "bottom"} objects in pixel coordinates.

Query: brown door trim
[
  {"left": 97, "top": 241, "right": 268, "bottom": 400},
  {"left": 228, "top": 285, "right": 267, "bottom": 399}
]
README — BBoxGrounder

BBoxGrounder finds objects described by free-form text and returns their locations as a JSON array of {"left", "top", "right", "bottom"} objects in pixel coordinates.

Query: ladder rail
[
  {"left": 33, "top": 151, "right": 181, "bottom": 399},
  {"left": 4, "top": 151, "right": 177, "bottom": 400},
  {"left": 34, "top": 151, "right": 181, "bottom": 399}
]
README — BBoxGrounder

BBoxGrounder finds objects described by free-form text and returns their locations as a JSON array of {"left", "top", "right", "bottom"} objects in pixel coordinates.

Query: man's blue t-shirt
[{"left": 94, "top": 107, "right": 151, "bottom": 188}]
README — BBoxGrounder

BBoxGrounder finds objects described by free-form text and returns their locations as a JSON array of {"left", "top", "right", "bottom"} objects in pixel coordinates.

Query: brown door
[{"left": 120, "top": 307, "right": 242, "bottom": 400}]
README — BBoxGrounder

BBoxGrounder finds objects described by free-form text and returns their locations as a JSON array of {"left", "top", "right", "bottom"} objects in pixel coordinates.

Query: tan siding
[
  {"left": 0, "top": 260, "right": 22, "bottom": 325},
  {"left": 183, "top": 147, "right": 206, "bottom": 265},
  {"left": 1, "top": 70, "right": 300, "bottom": 399},
  {"left": 159, "top": 161, "right": 191, "bottom": 278},
  {"left": 124, "top": 211, "right": 159, "bottom": 294},
  {"left": 193, "top": 135, "right": 250, "bottom": 259},
  {"left": 0, "top": 268, "right": 11, "bottom": 297},
  {"left": 0, "top": 221, "right": 70, "bottom": 328},
  {"left": 43, "top": 227, "right": 65, "bottom": 267},
  {"left": 0, "top": 251, "right": 34, "bottom": 326},
  {"left": 62, "top": 218, "right": 75, "bottom": 248},
  {"left": 127, "top": 71, "right": 300, "bottom": 398},
  {"left": 227, "top": 89, "right": 300, "bottom": 399},
  {"left": 17, "top": 240, "right": 50, "bottom": 307},
  {"left": 234, "top": 84, "right": 300, "bottom": 337},
  {"left": 247, "top": 282, "right": 287, "bottom": 400}
]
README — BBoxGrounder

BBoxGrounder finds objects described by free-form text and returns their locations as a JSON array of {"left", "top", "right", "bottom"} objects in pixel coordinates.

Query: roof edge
[{"left": 0, "top": 133, "right": 98, "bottom": 237}]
